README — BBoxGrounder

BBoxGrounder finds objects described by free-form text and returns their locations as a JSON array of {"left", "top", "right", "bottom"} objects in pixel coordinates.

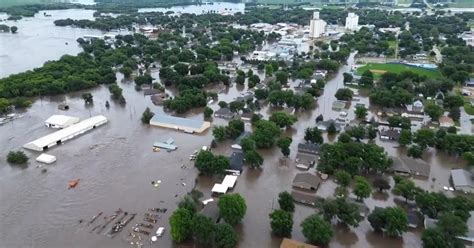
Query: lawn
[{"left": 356, "top": 63, "right": 442, "bottom": 79}]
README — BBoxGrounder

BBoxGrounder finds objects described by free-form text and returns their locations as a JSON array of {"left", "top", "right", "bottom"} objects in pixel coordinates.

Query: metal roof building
[
  {"left": 451, "top": 169, "right": 474, "bottom": 193},
  {"left": 150, "top": 114, "right": 210, "bottom": 134},
  {"left": 44, "top": 115, "right": 80, "bottom": 129},
  {"left": 24, "top": 115, "right": 108, "bottom": 151}
]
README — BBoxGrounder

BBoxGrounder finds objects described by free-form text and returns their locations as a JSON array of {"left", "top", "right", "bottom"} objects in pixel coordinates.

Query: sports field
[{"left": 356, "top": 63, "right": 442, "bottom": 79}]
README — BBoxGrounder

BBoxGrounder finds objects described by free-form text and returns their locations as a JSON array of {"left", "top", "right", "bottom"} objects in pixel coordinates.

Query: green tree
[
  {"left": 213, "top": 126, "right": 226, "bottom": 142},
  {"left": 6, "top": 151, "right": 28, "bottom": 164},
  {"left": 399, "top": 129, "right": 412, "bottom": 146},
  {"left": 235, "top": 74, "right": 245, "bottom": 85},
  {"left": 383, "top": 207, "right": 409, "bottom": 236},
  {"left": 393, "top": 177, "right": 419, "bottom": 202},
  {"left": 278, "top": 191, "right": 295, "bottom": 212},
  {"left": 169, "top": 208, "right": 193, "bottom": 243},
  {"left": 359, "top": 70, "right": 374, "bottom": 87},
  {"left": 275, "top": 71, "right": 288, "bottom": 84},
  {"left": 214, "top": 224, "right": 238, "bottom": 248},
  {"left": 252, "top": 120, "right": 281, "bottom": 148},
  {"left": 178, "top": 195, "right": 198, "bottom": 213},
  {"left": 321, "top": 198, "right": 363, "bottom": 227},
  {"left": 422, "top": 228, "right": 450, "bottom": 248},
  {"left": 368, "top": 207, "right": 385, "bottom": 232},
  {"left": 218, "top": 194, "right": 247, "bottom": 226},
  {"left": 119, "top": 66, "right": 133, "bottom": 77},
  {"left": 373, "top": 177, "right": 390, "bottom": 192},
  {"left": 195, "top": 151, "right": 229, "bottom": 175},
  {"left": 174, "top": 63, "right": 189, "bottom": 76},
  {"left": 226, "top": 119, "right": 245, "bottom": 139},
  {"left": 366, "top": 125, "right": 377, "bottom": 140},
  {"left": 277, "top": 137, "right": 292, "bottom": 157},
  {"left": 335, "top": 88, "right": 353, "bottom": 100},
  {"left": 335, "top": 170, "right": 351, "bottom": 187},
  {"left": 204, "top": 107, "right": 214, "bottom": 118},
  {"left": 82, "top": 93, "right": 93, "bottom": 104},
  {"left": 0, "top": 98, "right": 11, "bottom": 113},
  {"left": 348, "top": 125, "right": 366, "bottom": 141},
  {"left": 10, "top": 26, "right": 18, "bottom": 33},
  {"left": 269, "top": 209, "right": 293, "bottom": 237},
  {"left": 354, "top": 105, "right": 368, "bottom": 119},
  {"left": 343, "top": 72, "right": 353, "bottom": 83},
  {"left": 407, "top": 144, "right": 424, "bottom": 158},
  {"left": 414, "top": 128, "right": 436, "bottom": 149},
  {"left": 424, "top": 102, "right": 443, "bottom": 121},
  {"left": 304, "top": 127, "right": 323, "bottom": 144},
  {"left": 327, "top": 122, "right": 338, "bottom": 135},
  {"left": 191, "top": 214, "right": 216, "bottom": 246},
  {"left": 141, "top": 107, "right": 155, "bottom": 124},
  {"left": 301, "top": 214, "right": 333, "bottom": 246},
  {"left": 218, "top": 101, "right": 228, "bottom": 108},
  {"left": 353, "top": 176, "right": 372, "bottom": 201},
  {"left": 134, "top": 74, "right": 153, "bottom": 85},
  {"left": 240, "top": 137, "right": 255, "bottom": 152},
  {"left": 229, "top": 101, "right": 245, "bottom": 113},
  {"left": 265, "top": 64, "right": 274, "bottom": 76},
  {"left": 244, "top": 150, "right": 264, "bottom": 168},
  {"left": 269, "top": 112, "right": 297, "bottom": 129}
]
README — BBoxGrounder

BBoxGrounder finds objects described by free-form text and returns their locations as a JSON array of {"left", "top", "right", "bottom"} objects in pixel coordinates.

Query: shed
[
  {"left": 150, "top": 114, "right": 211, "bottom": 134},
  {"left": 451, "top": 169, "right": 474, "bottom": 193},
  {"left": 24, "top": 115, "right": 108, "bottom": 151},
  {"left": 45, "top": 115, "right": 80, "bottom": 129},
  {"left": 151, "top": 93, "right": 167, "bottom": 105},
  {"left": 292, "top": 173, "right": 321, "bottom": 191},
  {"left": 35, "top": 153, "right": 56, "bottom": 164}
]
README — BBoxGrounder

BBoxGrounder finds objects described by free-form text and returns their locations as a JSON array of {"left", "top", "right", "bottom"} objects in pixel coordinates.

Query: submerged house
[
  {"left": 379, "top": 128, "right": 401, "bottom": 141},
  {"left": 228, "top": 151, "right": 244, "bottom": 172},
  {"left": 214, "top": 107, "right": 235, "bottom": 119},
  {"left": 451, "top": 169, "right": 474, "bottom": 193},
  {"left": 292, "top": 173, "right": 321, "bottom": 191},
  {"left": 291, "top": 191, "right": 319, "bottom": 206},
  {"left": 150, "top": 114, "right": 211, "bottom": 134},
  {"left": 391, "top": 156, "right": 431, "bottom": 178}
]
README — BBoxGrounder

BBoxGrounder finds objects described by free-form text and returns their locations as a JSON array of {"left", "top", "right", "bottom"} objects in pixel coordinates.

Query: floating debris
[
  {"left": 68, "top": 179, "right": 80, "bottom": 189},
  {"left": 88, "top": 212, "right": 103, "bottom": 226}
]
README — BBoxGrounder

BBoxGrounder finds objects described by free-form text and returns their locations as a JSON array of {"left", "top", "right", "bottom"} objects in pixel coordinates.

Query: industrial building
[
  {"left": 24, "top": 115, "right": 108, "bottom": 151},
  {"left": 149, "top": 114, "right": 211, "bottom": 134},
  {"left": 345, "top": 13, "right": 359, "bottom": 31},
  {"left": 309, "top": 11, "right": 326, "bottom": 38},
  {"left": 44, "top": 115, "right": 80, "bottom": 129}
]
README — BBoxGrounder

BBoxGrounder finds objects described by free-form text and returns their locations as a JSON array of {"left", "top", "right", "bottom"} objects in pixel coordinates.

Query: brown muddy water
[{"left": 0, "top": 8, "right": 468, "bottom": 248}]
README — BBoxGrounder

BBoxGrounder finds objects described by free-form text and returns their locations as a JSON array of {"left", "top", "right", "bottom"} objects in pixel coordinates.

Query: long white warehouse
[{"left": 24, "top": 115, "right": 108, "bottom": 151}]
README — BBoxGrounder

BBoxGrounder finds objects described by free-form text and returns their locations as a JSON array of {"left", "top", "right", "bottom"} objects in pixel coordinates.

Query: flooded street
[{"left": 0, "top": 5, "right": 468, "bottom": 248}]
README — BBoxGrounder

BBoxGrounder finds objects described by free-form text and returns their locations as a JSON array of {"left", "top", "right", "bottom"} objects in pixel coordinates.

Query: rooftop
[
  {"left": 229, "top": 151, "right": 244, "bottom": 172},
  {"left": 391, "top": 156, "right": 431, "bottom": 178},
  {"left": 214, "top": 107, "right": 234, "bottom": 118},
  {"left": 293, "top": 172, "right": 321, "bottom": 189},
  {"left": 280, "top": 238, "right": 320, "bottom": 248},
  {"left": 201, "top": 201, "right": 220, "bottom": 223},
  {"left": 297, "top": 143, "right": 321, "bottom": 155},
  {"left": 451, "top": 169, "right": 473, "bottom": 188},
  {"left": 291, "top": 191, "right": 319, "bottom": 206},
  {"left": 150, "top": 114, "right": 210, "bottom": 133}
]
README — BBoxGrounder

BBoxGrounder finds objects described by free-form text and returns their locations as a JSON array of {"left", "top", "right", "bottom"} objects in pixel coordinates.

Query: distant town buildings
[
  {"left": 459, "top": 31, "right": 474, "bottom": 47},
  {"left": 345, "top": 13, "right": 359, "bottom": 31},
  {"left": 309, "top": 11, "right": 326, "bottom": 38}
]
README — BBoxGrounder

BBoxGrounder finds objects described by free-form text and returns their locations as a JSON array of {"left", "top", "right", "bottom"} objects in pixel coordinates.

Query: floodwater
[
  {"left": 138, "top": 2, "right": 245, "bottom": 15},
  {"left": 0, "top": 6, "right": 470, "bottom": 248}
]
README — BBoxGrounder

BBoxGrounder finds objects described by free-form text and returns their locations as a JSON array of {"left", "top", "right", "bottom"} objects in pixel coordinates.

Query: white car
[{"left": 156, "top": 227, "right": 165, "bottom": 237}]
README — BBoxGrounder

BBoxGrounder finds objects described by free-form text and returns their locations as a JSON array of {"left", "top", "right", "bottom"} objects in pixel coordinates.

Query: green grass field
[{"left": 356, "top": 63, "right": 442, "bottom": 79}]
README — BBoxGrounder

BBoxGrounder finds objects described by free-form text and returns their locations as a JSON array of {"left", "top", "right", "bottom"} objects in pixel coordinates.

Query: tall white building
[
  {"left": 309, "top": 11, "right": 326, "bottom": 39},
  {"left": 345, "top": 12, "right": 359, "bottom": 31}
]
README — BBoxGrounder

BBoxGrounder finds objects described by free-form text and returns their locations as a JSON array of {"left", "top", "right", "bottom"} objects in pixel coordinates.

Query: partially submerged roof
[
  {"left": 291, "top": 191, "right": 319, "bottom": 206},
  {"left": 221, "top": 175, "right": 238, "bottom": 189},
  {"left": 211, "top": 184, "right": 228, "bottom": 194},
  {"left": 214, "top": 107, "right": 234, "bottom": 118},
  {"left": 44, "top": 115, "right": 80, "bottom": 127},
  {"left": 280, "top": 238, "right": 320, "bottom": 248},
  {"left": 293, "top": 173, "right": 321, "bottom": 189},
  {"left": 201, "top": 201, "right": 220, "bottom": 223},
  {"left": 150, "top": 114, "right": 211, "bottom": 133},
  {"left": 36, "top": 153, "right": 56, "bottom": 164},
  {"left": 229, "top": 152, "right": 244, "bottom": 171},
  {"left": 391, "top": 156, "right": 430, "bottom": 177},
  {"left": 24, "top": 115, "right": 108, "bottom": 151},
  {"left": 451, "top": 169, "right": 474, "bottom": 188},
  {"left": 297, "top": 143, "right": 320, "bottom": 155}
]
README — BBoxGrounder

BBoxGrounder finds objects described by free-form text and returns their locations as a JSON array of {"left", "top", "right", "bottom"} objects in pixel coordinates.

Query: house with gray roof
[
  {"left": 391, "top": 156, "right": 430, "bottom": 178},
  {"left": 201, "top": 201, "right": 220, "bottom": 223},
  {"left": 297, "top": 143, "right": 320, "bottom": 155},
  {"left": 292, "top": 173, "right": 321, "bottom": 191},
  {"left": 316, "top": 119, "right": 342, "bottom": 133},
  {"left": 291, "top": 191, "right": 319, "bottom": 207},
  {"left": 451, "top": 169, "right": 474, "bottom": 193},
  {"left": 214, "top": 107, "right": 235, "bottom": 119},
  {"left": 380, "top": 128, "right": 401, "bottom": 141}
]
